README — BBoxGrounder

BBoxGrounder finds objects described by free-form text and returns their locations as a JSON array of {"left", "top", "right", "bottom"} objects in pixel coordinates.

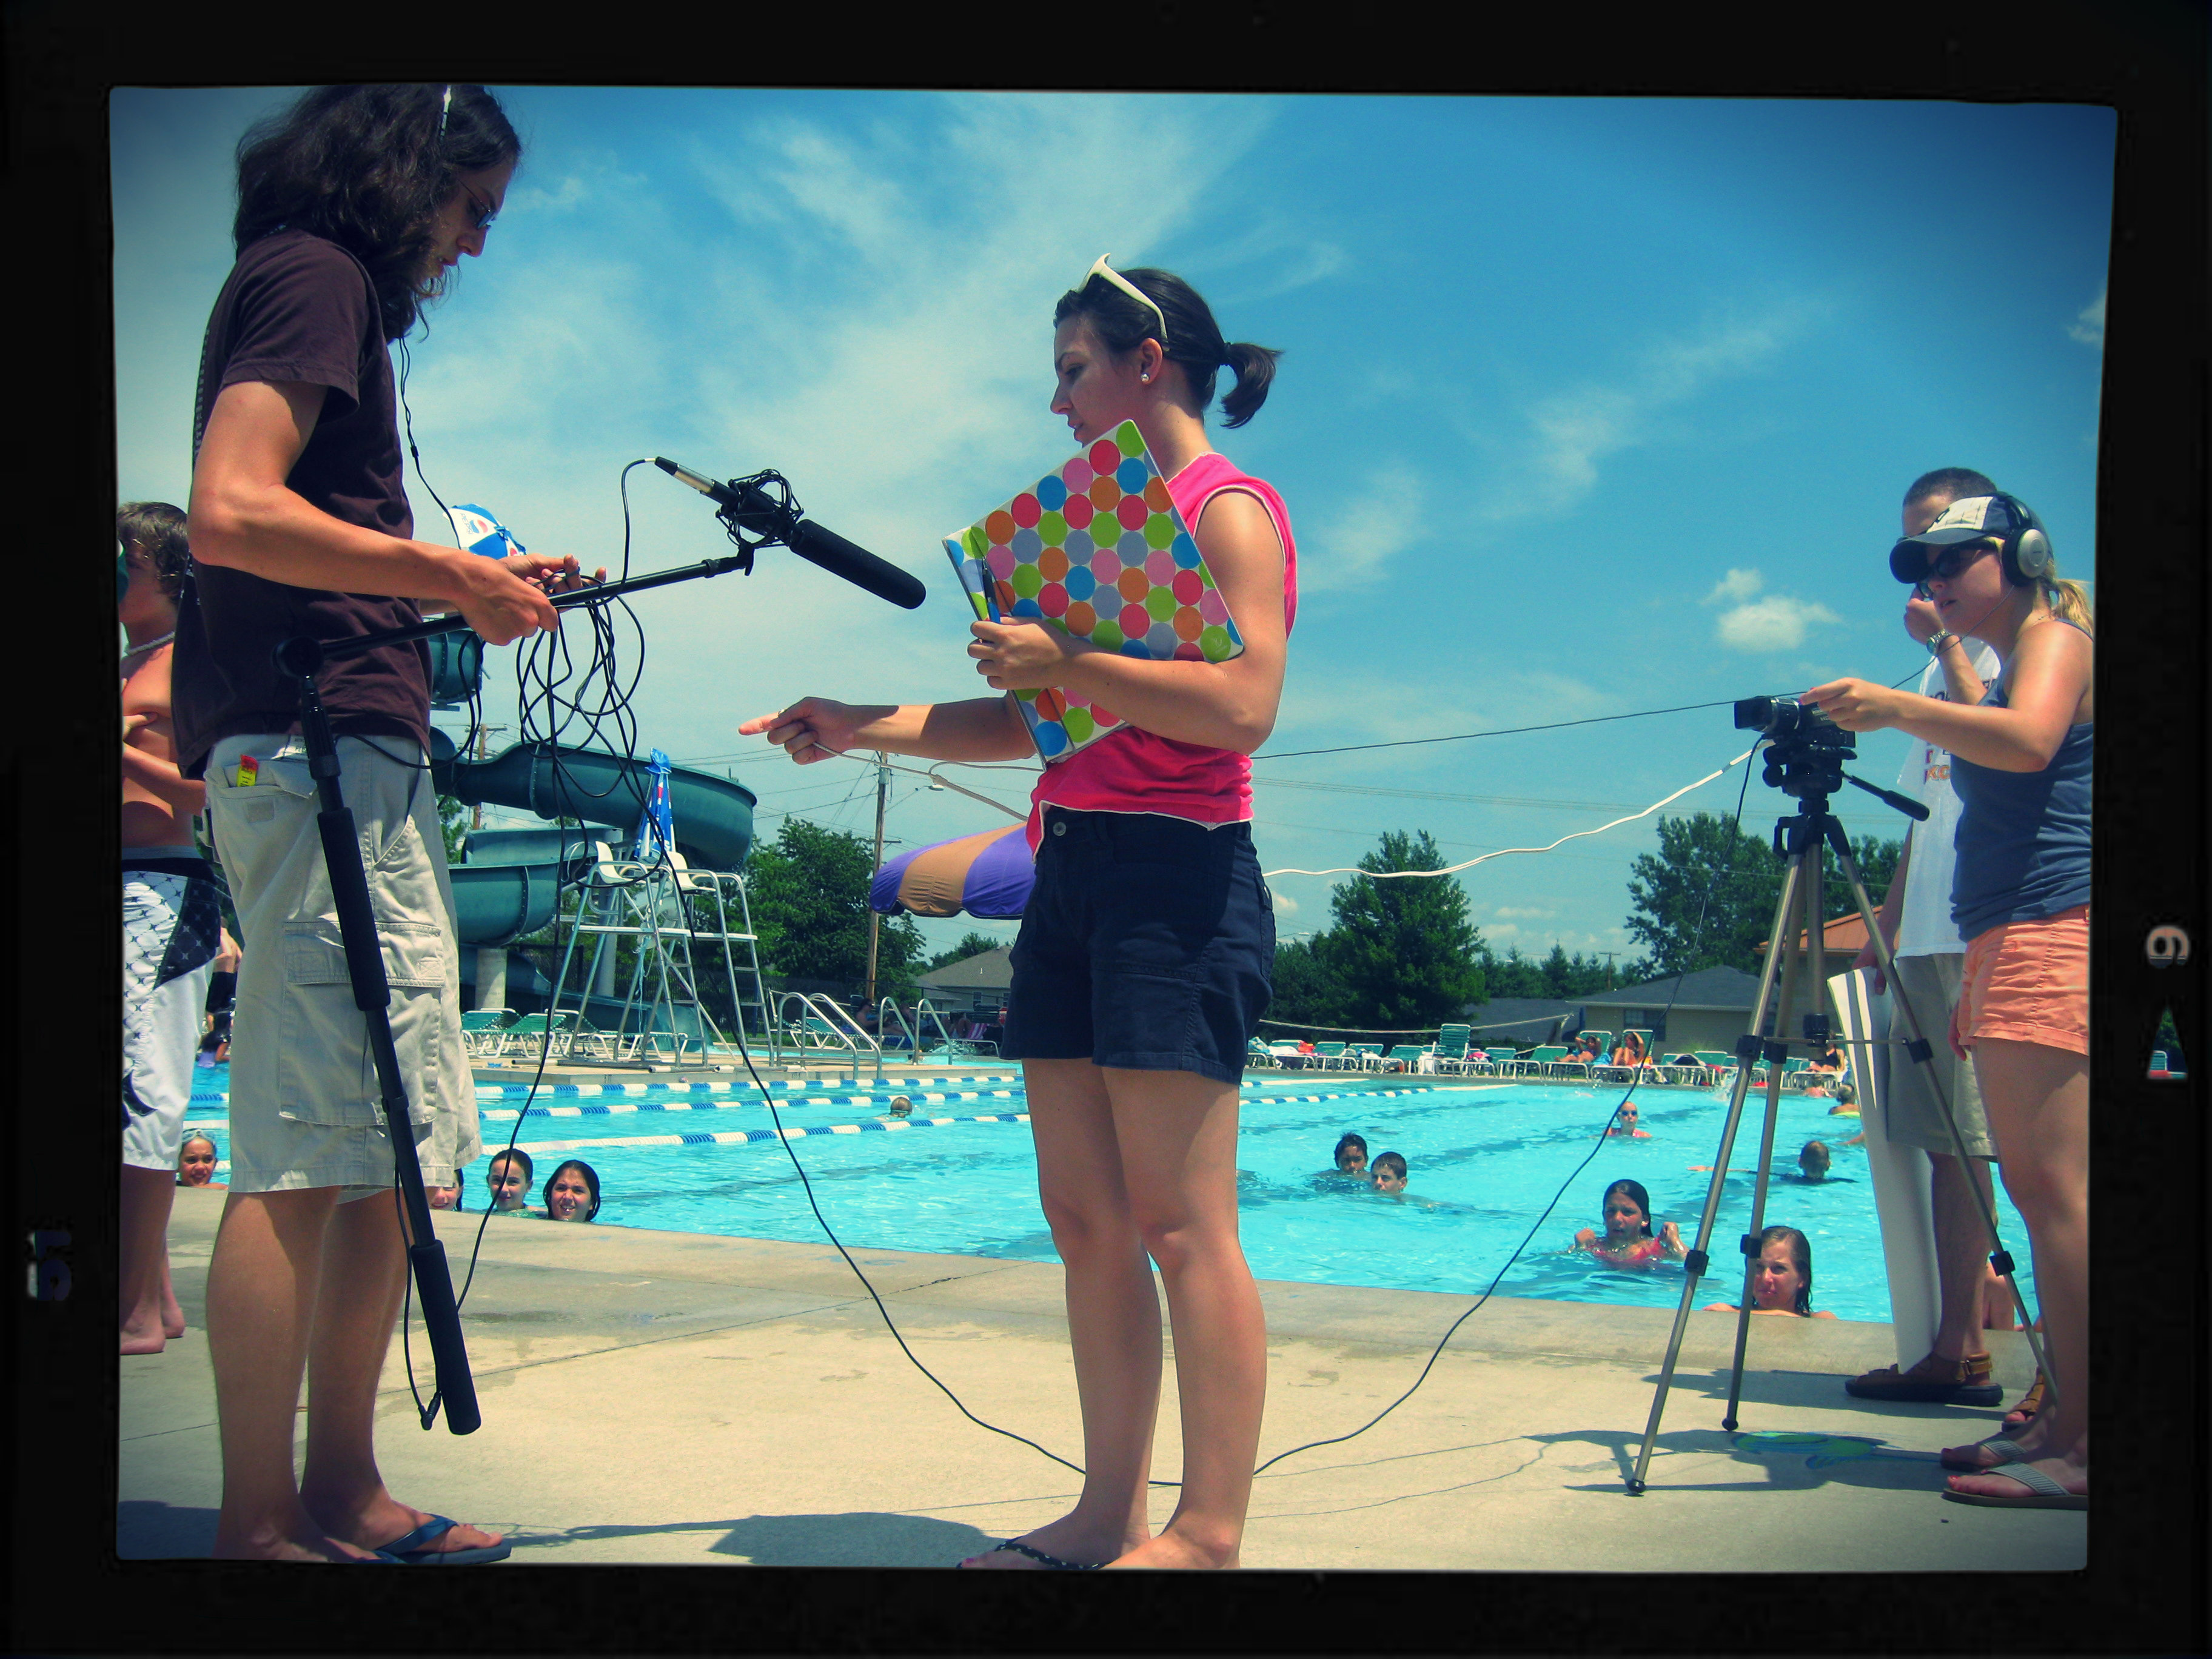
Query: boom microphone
[{"left": 655, "top": 457, "right": 926, "bottom": 610}]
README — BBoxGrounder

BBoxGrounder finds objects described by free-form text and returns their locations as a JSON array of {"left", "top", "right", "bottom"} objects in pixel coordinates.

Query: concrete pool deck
[{"left": 119, "top": 1187, "right": 2081, "bottom": 1575}]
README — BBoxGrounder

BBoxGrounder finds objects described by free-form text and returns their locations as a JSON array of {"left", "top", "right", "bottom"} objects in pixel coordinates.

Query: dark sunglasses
[
  {"left": 1890, "top": 537, "right": 1996, "bottom": 585},
  {"left": 463, "top": 186, "right": 498, "bottom": 232}
]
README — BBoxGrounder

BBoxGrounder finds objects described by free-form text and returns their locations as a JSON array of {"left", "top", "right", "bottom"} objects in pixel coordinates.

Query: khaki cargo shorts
[{"left": 205, "top": 734, "right": 478, "bottom": 1198}]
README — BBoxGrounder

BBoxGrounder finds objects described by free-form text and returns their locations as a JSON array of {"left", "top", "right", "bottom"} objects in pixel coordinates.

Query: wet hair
[
  {"left": 1601, "top": 1178, "right": 1655, "bottom": 1236},
  {"left": 1333, "top": 1132, "right": 1369, "bottom": 1167},
  {"left": 488, "top": 1147, "right": 535, "bottom": 1188},
  {"left": 1054, "top": 266, "right": 1281, "bottom": 427},
  {"left": 179, "top": 1133, "right": 218, "bottom": 1160},
  {"left": 1758, "top": 1225, "right": 1814, "bottom": 1315},
  {"left": 118, "top": 501, "right": 191, "bottom": 600},
  {"left": 1798, "top": 1139, "right": 1832, "bottom": 1177},
  {"left": 1370, "top": 1151, "right": 1408, "bottom": 1181},
  {"left": 1836, "top": 1083, "right": 1855, "bottom": 1104},
  {"left": 232, "top": 84, "right": 521, "bottom": 341},
  {"left": 545, "top": 1159, "right": 601, "bottom": 1221}
]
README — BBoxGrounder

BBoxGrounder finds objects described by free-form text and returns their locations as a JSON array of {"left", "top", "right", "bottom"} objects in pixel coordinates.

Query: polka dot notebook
[{"left": 943, "top": 421, "right": 1243, "bottom": 763}]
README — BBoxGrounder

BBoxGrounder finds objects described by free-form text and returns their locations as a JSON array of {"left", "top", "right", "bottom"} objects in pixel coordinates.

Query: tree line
[{"left": 457, "top": 806, "right": 1899, "bottom": 1034}]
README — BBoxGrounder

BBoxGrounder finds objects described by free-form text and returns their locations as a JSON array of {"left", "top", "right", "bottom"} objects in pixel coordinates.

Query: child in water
[{"left": 1572, "top": 1179, "right": 1686, "bottom": 1267}]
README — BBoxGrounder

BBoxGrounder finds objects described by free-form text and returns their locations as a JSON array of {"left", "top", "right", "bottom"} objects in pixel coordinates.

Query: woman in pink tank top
[{"left": 745, "top": 259, "right": 1293, "bottom": 1569}]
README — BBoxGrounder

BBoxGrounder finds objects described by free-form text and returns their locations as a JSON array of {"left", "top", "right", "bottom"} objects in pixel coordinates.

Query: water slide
[{"left": 428, "top": 737, "right": 757, "bottom": 947}]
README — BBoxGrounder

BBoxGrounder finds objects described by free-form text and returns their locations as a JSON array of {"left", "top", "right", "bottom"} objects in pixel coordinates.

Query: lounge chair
[
  {"left": 1247, "top": 1038, "right": 1279, "bottom": 1068},
  {"left": 1433, "top": 1024, "right": 1474, "bottom": 1074},
  {"left": 1344, "top": 1044, "right": 1383, "bottom": 1071},
  {"left": 461, "top": 1008, "right": 516, "bottom": 1058},
  {"left": 1312, "top": 1041, "right": 1349, "bottom": 1071},
  {"left": 497, "top": 1011, "right": 574, "bottom": 1061}
]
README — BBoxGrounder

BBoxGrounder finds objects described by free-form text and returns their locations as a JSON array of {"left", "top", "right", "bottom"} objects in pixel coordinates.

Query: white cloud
[
  {"left": 1487, "top": 922, "right": 1522, "bottom": 940},
  {"left": 1492, "top": 905, "right": 1555, "bottom": 919},
  {"left": 1703, "top": 568, "right": 1763, "bottom": 606},
  {"left": 1714, "top": 594, "right": 1843, "bottom": 652},
  {"left": 1270, "top": 890, "right": 1299, "bottom": 914},
  {"left": 1299, "top": 462, "right": 1426, "bottom": 592},
  {"left": 1484, "top": 298, "right": 1824, "bottom": 515},
  {"left": 2066, "top": 283, "right": 2105, "bottom": 347}
]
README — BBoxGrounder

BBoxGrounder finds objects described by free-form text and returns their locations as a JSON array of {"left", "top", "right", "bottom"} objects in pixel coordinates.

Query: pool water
[{"left": 181, "top": 1070, "right": 2036, "bottom": 1326}]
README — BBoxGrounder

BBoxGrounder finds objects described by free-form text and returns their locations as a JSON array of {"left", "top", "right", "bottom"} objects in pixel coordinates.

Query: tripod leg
[
  {"left": 1628, "top": 851, "right": 1811, "bottom": 1492},
  {"left": 1721, "top": 852, "right": 1814, "bottom": 1429}
]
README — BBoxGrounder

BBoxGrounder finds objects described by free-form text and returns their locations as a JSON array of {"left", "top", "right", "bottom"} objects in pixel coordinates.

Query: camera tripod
[{"left": 1623, "top": 740, "right": 2056, "bottom": 1493}]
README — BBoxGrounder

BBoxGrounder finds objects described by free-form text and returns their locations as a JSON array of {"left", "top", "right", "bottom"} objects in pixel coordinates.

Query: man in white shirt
[{"left": 1844, "top": 468, "right": 2018, "bottom": 1410}]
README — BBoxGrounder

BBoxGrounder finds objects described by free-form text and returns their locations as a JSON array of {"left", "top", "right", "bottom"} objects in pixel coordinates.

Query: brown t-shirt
[{"left": 172, "top": 230, "right": 433, "bottom": 774}]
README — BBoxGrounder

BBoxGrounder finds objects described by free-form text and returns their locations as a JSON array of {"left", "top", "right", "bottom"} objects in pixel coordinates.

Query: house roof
[
  {"left": 1757, "top": 913, "right": 1871, "bottom": 954},
  {"left": 916, "top": 945, "right": 1014, "bottom": 990},
  {"left": 1578, "top": 965, "right": 1763, "bottom": 1010}
]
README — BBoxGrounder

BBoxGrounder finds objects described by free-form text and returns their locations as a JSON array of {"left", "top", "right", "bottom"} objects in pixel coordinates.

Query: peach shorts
[{"left": 1954, "top": 905, "right": 2089, "bottom": 1057}]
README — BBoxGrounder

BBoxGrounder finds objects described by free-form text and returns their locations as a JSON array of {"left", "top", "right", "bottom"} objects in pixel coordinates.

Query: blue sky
[{"left": 113, "top": 89, "right": 2113, "bottom": 973}]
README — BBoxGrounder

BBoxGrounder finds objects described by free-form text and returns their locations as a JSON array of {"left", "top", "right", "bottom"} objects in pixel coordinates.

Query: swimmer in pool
[
  {"left": 176, "top": 1133, "right": 226, "bottom": 1190},
  {"left": 887, "top": 1094, "right": 914, "bottom": 1119},
  {"left": 1572, "top": 1178, "right": 1685, "bottom": 1267},
  {"left": 1607, "top": 1102, "right": 1652, "bottom": 1138},
  {"left": 1368, "top": 1151, "right": 1408, "bottom": 1196},
  {"left": 486, "top": 1148, "right": 535, "bottom": 1213},
  {"left": 1797, "top": 1140, "right": 1833, "bottom": 1181},
  {"left": 1703, "top": 1225, "right": 1837, "bottom": 1318},
  {"left": 544, "top": 1159, "right": 600, "bottom": 1222},
  {"left": 1315, "top": 1132, "right": 1369, "bottom": 1182}
]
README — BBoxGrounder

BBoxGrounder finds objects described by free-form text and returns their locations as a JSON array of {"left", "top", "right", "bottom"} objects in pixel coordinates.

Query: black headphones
[{"left": 1889, "top": 491, "right": 2054, "bottom": 588}]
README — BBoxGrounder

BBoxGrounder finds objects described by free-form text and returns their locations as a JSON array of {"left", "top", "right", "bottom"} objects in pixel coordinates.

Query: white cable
[{"left": 1261, "top": 745, "right": 1762, "bottom": 880}]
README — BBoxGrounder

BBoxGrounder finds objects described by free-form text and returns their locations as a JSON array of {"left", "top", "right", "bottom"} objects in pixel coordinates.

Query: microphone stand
[
  {"left": 322, "top": 552, "right": 754, "bottom": 657},
  {"left": 271, "top": 634, "right": 481, "bottom": 1433}
]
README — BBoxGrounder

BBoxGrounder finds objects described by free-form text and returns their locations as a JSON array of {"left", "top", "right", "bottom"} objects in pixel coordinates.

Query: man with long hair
[{"left": 173, "top": 84, "right": 591, "bottom": 1564}]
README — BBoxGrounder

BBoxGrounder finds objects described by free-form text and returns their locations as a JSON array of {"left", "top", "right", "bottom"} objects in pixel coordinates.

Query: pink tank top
[{"left": 1025, "top": 451, "right": 1297, "bottom": 851}]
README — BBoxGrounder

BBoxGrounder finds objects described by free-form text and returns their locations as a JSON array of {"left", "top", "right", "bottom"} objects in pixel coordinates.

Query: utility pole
[
  {"left": 471, "top": 725, "right": 509, "bottom": 830},
  {"left": 865, "top": 751, "right": 888, "bottom": 1010},
  {"left": 1603, "top": 951, "right": 1617, "bottom": 990}
]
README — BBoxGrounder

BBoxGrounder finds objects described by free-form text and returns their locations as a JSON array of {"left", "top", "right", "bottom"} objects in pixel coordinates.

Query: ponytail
[
  {"left": 2047, "top": 574, "right": 2094, "bottom": 635},
  {"left": 1218, "top": 339, "right": 1282, "bottom": 429},
  {"left": 1056, "top": 264, "right": 1284, "bottom": 427}
]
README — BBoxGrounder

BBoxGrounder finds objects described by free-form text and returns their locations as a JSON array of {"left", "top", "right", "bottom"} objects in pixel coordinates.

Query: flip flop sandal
[
  {"left": 963, "top": 1539, "right": 1103, "bottom": 1570},
  {"left": 1939, "top": 1435, "right": 2031, "bottom": 1472},
  {"left": 1942, "top": 1460, "right": 2086, "bottom": 1510},
  {"left": 375, "top": 1515, "right": 513, "bottom": 1566}
]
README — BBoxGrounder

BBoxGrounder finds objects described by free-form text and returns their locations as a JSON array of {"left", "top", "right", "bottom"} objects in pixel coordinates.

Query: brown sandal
[{"left": 2002, "top": 1371, "right": 2048, "bottom": 1429}]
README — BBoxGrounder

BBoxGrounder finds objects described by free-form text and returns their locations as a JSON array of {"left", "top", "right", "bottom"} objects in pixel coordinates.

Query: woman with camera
[{"left": 1803, "top": 492, "right": 2090, "bottom": 1512}]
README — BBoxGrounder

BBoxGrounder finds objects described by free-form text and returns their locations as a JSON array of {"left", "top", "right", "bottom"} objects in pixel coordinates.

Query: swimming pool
[{"left": 181, "top": 1069, "right": 2035, "bottom": 1325}]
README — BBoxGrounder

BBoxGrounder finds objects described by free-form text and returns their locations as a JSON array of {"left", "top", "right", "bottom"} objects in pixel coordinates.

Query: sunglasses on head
[{"left": 1079, "top": 254, "right": 1168, "bottom": 346}]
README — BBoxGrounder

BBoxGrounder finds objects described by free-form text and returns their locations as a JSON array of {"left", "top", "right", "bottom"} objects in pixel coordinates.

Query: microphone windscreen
[{"left": 788, "top": 519, "right": 927, "bottom": 610}]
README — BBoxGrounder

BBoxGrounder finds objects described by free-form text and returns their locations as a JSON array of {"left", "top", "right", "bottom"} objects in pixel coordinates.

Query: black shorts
[{"left": 1002, "top": 808, "right": 1275, "bottom": 1085}]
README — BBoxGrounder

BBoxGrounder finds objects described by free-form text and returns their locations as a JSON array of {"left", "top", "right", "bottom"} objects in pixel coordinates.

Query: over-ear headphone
[
  {"left": 1989, "top": 492, "right": 2054, "bottom": 586},
  {"left": 1889, "top": 491, "right": 2054, "bottom": 587}
]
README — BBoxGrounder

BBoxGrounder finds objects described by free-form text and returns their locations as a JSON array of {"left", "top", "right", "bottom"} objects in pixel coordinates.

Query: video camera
[{"left": 1732, "top": 694, "right": 1854, "bottom": 753}]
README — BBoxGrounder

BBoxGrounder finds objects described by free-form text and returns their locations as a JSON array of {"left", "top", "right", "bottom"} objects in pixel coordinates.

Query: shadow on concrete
[
  {"left": 510, "top": 1512, "right": 996, "bottom": 1568},
  {"left": 1522, "top": 1424, "right": 1949, "bottom": 1495}
]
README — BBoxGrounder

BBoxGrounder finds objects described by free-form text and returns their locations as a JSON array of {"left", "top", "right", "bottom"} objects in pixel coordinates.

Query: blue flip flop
[
  {"left": 376, "top": 1515, "right": 513, "bottom": 1565},
  {"left": 964, "top": 1539, "right": 1103, "bottom": 1570}
]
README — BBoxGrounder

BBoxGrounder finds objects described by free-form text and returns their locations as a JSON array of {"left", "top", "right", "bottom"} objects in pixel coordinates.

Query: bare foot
[
  {"left": 1944, "top": 1451, "right": 2086, "bottom": 1504},
  {"left": 960, "top": 1517, "right": 1142, "bottom": 1570},
  {"left": 212, "top": 1524, "right": 389, "bottom": 1563},
  {"left": 307, "top": 1492, "right": 504, "bottom": 1560},
  {"left": 119, "top": 1321, "right": 166, "bottom": 1356},
  {"left": 1104, "top": 1529, "right": 1239, "bottom": 1570},
  {"left": 1941, "top": 1416, "right": 2049, "bottom": 1471}
]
